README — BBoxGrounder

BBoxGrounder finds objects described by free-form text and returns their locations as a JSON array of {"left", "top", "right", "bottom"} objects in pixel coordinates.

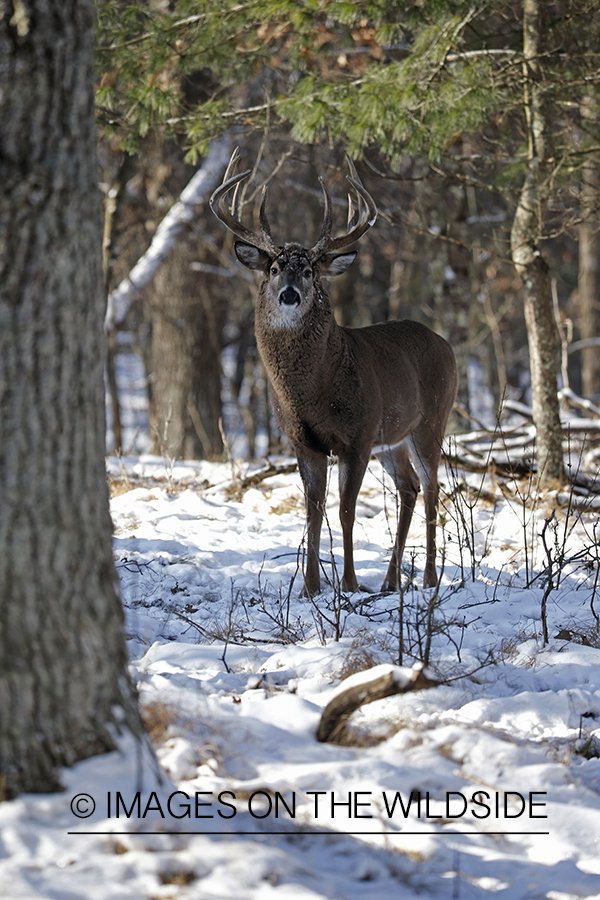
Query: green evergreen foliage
[{"left": 96, "top": 1, "right": 600, "bottom": 174}]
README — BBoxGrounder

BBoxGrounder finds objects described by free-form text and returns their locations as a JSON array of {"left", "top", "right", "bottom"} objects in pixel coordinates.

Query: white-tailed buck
[{"left": 211, "top": 151, "right": 457, "bottom": 596}]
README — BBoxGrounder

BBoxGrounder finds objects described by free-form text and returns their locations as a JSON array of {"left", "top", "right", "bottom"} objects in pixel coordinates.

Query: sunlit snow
[{"left": 2, "top": 453, "right": 600, "bottom": 899}]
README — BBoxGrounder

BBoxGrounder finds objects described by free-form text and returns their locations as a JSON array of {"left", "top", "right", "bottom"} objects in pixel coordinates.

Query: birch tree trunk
[
  {"left": 0, "top": 0, "right": 140, "bottom": 798},
  {"left": 510, "top": 0, "right": 564, "bottom": 487},
  {"left": 105, "top": 136, "right": 231, "bottom": 331}
]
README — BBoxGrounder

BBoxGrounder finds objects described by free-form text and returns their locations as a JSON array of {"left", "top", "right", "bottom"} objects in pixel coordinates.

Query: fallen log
[
  {"left": 317, "top": 663, "right": 438, "bottom": 743},
  {"left": 443, "top": 448, "right": 534, "bottom": 479},
  {"left": 237, "top": 460, "right": 298, "bottom": 491}
]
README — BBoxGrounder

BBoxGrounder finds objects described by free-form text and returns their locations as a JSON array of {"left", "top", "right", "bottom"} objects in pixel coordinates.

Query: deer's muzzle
[{"left": 279, "top": 287, "right": 301, "bottom": 307}]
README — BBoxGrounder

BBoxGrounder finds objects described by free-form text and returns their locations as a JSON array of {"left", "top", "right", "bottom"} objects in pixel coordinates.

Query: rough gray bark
[
  {"left": 510, "top": 0, "right": 564, "bottom": 486},
  {"left": 579, "top": 103, "right": 600, "bottom": 400},
  {"left": 147, "top": 232, "right": 225, "bottom": 460},
  {"left": 580, "top": 209, "right": 600, "bottom": 400},
  {"left": 0, "top": 0, "right": 140, "bottom": 799}
]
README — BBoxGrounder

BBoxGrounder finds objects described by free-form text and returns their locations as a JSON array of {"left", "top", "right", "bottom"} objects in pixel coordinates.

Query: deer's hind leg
[
  {"left": 377, "top": 442, "right": 420, "bottom": 592},
  {"left": 408, "top": 430, "right": 443, "bottom": 589}
]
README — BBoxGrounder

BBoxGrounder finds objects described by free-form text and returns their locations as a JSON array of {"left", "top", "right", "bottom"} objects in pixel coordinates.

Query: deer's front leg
[
  {"left": 338, "top": 452, "right": 369, "bottom": 593},
  {"left": 297, "top": 449, "right": 328, "bottom": 597}
]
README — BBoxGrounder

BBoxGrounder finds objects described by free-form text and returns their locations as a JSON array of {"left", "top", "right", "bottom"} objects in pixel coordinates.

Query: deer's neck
[{"left": 255, "top": 294, "right": 345, "bottom": 402}]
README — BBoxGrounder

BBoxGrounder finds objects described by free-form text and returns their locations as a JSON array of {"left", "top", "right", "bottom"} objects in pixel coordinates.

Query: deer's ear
[
  {"left": 235, "top": 242, "right": 271, "bottom": 271},
  {"left": 319, "top": 251, "right": 357, "bottom": 277}
]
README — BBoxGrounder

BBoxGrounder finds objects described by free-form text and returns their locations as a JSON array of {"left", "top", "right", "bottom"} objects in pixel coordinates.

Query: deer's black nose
[{"left": 279, "top": 287, "right": 300, "bottom": 306}]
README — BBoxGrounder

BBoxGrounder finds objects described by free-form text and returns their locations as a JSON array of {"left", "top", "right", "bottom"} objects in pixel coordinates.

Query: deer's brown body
[{"left": 211, "top": 154, "right": 457, "bottom": 596}]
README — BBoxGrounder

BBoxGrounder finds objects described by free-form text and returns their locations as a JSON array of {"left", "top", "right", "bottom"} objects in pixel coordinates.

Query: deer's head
[{"left": 210, "top": 151, "right": 377, "bottom": 329}]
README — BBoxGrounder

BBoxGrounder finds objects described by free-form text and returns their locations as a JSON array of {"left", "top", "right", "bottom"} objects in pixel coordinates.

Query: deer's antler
[
  {"left": 210, "top": 149, "right": 279, "bottom": 256},
  {"left": 309, "top": 157, "right": 377, "bottom": 260}
]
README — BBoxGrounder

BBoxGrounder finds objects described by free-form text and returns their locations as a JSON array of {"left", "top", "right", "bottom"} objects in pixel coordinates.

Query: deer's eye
[
  {"left": 303, "top": 268, "right": 312, "bottom": 278},
  {"left": 270, "top": 266, "right": 278, "bottom": 276}
]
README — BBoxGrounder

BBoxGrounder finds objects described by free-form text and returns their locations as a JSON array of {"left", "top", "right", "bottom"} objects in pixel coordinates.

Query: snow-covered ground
[{"left": 2, "top": 453, "right": 600, "bottom": 899}]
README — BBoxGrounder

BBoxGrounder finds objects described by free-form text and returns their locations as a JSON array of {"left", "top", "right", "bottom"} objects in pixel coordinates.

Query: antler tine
[
  {"left": 231, "top": 180, "right": 242, "bottom": 219},
  {"left": 259, "top": 185, "right": 278, "bottom": 256},
  {"left": 210, "top": 152, "right": 278, "bottom": 254},
  {"left": 330, "top": 167, "right": 377, "bottom": 252},
  {"left": 223, "top": 146, "right": 242, "bottom": 183},
  {"left": 308, "top": 177, "right": 334, "bottom": 260},
  {"left": 343, "top": 155, "right": 377, "bottom": 238},
  {"left": 345, "top": 154, "right": 361, "bottom": 185},
  {"left": 345, "top": 154, "right": 367, "bottom": 225},
  {"left": 215, "top": 147, "right": 244, "bottom": 219},
  {"left": 309, "top": 159, "right": 377, "bottom": 259},
  {"left": 346, "top": 190, "right": 358, "bottom": 232}
]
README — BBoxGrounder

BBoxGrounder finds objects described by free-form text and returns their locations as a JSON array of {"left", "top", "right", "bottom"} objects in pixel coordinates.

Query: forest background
[
  {"left": 3, "top": 0, "right": 600, "bottom": 809},
  {"left": 97, "top": 0, "right": 600, "bottom": 486}
]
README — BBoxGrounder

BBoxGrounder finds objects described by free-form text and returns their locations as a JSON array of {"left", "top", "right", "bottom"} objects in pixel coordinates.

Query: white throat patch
[{"left": 267, "top": 298, "right": 306, "bottom": 329}]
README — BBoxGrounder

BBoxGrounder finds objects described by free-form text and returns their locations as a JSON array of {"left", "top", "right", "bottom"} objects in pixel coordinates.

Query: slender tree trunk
[
  {"left": 510, "top": 0, "right": 564, "bottom": 486},
  {"left": 103, "top": 155, "right": 135, "bottom": 453},
  {"left": 579, "top": 99, "right": 600, "bottom": 400},
  {"left": 579, "top": 190, "right": 600, "bottom": 400},
  {"left": 441, "top": 181, "right": 472, "bottom": 418},
  {"left": 0, "top": 0, "right": 140, "bottom": 798},
  {"left": 147, "top": 233, "right": 225, "bottom": 459}
]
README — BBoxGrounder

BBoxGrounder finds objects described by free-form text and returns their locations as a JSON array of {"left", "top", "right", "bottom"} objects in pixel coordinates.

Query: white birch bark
[{"left": 105, "top": 134, "right": 232, "bottom": 330}]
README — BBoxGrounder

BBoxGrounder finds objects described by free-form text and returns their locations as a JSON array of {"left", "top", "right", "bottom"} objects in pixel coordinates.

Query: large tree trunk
[
  {"left": 510, "top": 0, "right": 564, "bottom": 487},
  {"left": 0, "top": 0, "right": 140, "bottom": 799}
]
